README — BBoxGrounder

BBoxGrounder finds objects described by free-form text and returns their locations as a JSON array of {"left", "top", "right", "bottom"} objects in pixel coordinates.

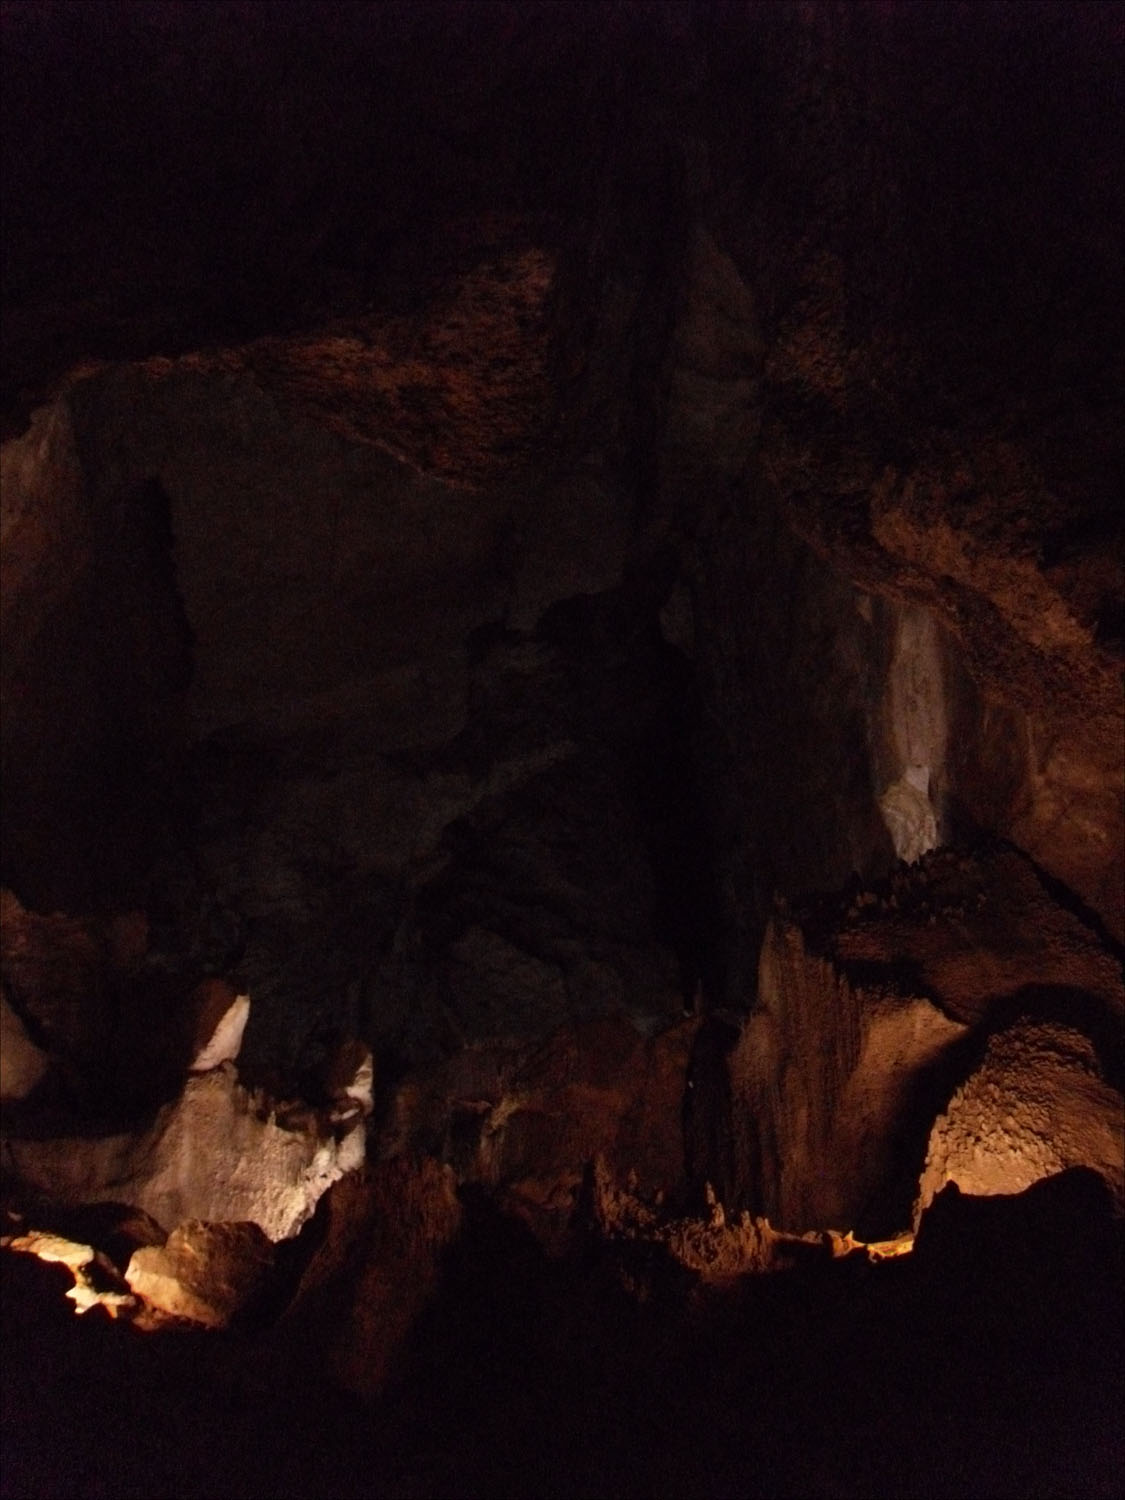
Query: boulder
[{"left": 126, "top": 1219, "right": 273, "bottom": 1328}]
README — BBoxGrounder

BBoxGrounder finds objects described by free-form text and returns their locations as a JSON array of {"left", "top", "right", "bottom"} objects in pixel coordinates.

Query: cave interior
[{"left": 0, "top": 4, "right": 1123, "bottom": 1498}]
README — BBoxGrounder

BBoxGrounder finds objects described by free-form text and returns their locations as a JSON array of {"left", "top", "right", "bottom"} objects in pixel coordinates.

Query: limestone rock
[
  {"left": 582, "top": 1157, "right": 869, "bottom": 1285},
  {"left": 47, "top": 1200, "right": 168, "bottom": 1273},
  {"left": 2, "top": 1227, "right": 135, "bottom": 1318},
  {"left": 0, "top": 889, "right": 108, "bottom": 1086},
  {"left": 320, "top": 1040, "right": 374, "bottom": 1127},
  {"left": 724, "top": 913, "right": 966, "bottom": 1234},
  {"left": 878, "top": 768, "right": 938, "bottom": 866},
  {"left": 915, "top": 1018, "right": 1125, "bottom": 1225},
  {"left": 190, "top": 982, "right": 250, "bottom": 1072},
  {"left": 5, "top": 1060, "right": 365, "bottom": 1242},
  {"left": 825, "top": 847, "right": 1123, "bottom": 1027},
  {"left": 126, "top": 1219, "right": 273, "bottom": 1328},
  {"left": 384, "top": 1014, "right": 698, "bottom": 1242}
]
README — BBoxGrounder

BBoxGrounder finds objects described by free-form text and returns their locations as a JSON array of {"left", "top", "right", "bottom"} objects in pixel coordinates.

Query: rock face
[
  {"left": 384, "top": 1012, "right": 698, "bottom": 1244},
  {"left": 0, "top": 986, "right": 48, "bottom": 1102},
  {"left": 725, "top": 913, "right": 966, "bottom": 1234},
  {"left": 0, "top": 13, "right": 1121, "bottom": 1482},
  {"left": 326, "top": 1156, "right": 463, "bottom": 1398},
  {"left": 6, "top": 1061, "right": 364, "bottom": 1243},
  {"left": 189, "top": 982, "right": 250, "bottom": 1072},
  {"left": 125, "top": 1219, "right": 274, "bottom": 1328},
  {"left": 705, "top": 846, "right": 1123, "bottom": 1236},
  {"left": 916, "top": 1019, "right": 1125, "bottom": 1224}
]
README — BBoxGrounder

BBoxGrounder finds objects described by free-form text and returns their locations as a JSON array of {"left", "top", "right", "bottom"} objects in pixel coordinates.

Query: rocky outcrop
[
  {"left": 1, "top": 1224, "right": 136, "bottom": 1319},
  {"left": 3, "top": 986, "right": 370, "bottom": 1243},
  {"left": 707, "top": 845, "right": 1123, "bottom": 1236},
  {"left": 311, "top": 1156, "right": 463, "bottom": 1399},
  {"left": 125, "top": 1219, "right": 274, "bottom": 1329},
  {"left": 726, "top": 912, "right": 966, "bottom": 1235},
  {"left": 0, "top": 889, "right": 239, "bottom": 1112},
  {"left": 0, "top": 986, "right": 48, "bottom": 1102},
  {"left": 5, "top": 1059, "right": 364, "bottom": 1243},
  {"left": 0, "top": 7, "right": 1120, "bottom": 1494},
  {"left": 915, "top": 1018, "right": 1125, "bottom": 1223},
  {"left": 385, "top": 1013, "right": 698, "bottom": 1246},
  {"left": 582, "top": 1155, "right": 909, "bottom": 1288}
]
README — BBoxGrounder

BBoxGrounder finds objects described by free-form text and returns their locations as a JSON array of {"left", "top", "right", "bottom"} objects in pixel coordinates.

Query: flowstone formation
[{"left": 1, "top": 4, "right": 1122, "bottom": 1497}]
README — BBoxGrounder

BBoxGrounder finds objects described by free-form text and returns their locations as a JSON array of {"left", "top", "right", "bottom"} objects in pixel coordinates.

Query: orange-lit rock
[
  {"left": 727, "top": 911, "right": 966, "bottom": 1234},
  {"left": 915, "top": 1018, "right": 1125, "bottom": 1223},
  {"left": 712, "top": 846, "right": 1123, "bottom": 1235},
  {"left": 1, "top": 1225, "right": 135, "bottom": 1318},
  {"left": 126, "top": 1219, "right": 273, "bottom": 1329}
]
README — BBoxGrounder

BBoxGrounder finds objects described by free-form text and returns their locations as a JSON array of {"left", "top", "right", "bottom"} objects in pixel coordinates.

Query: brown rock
[
  {"left": 126, "top": 1219, "right": 273, "bottom": 1328},
  {"left": 0, "top": 984, "right": 49, "bottom": 1101},
  {"left": 915, "top": 1018, "right": 1125, "bottom": 1225},
  {"left": 328, "top": 1157, "right": 462, "bottom": 1397}
]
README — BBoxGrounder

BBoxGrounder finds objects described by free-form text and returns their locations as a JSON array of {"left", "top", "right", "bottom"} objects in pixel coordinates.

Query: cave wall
[{"left": 1, "top": 2, "right": 1121, "bottom": 1228}]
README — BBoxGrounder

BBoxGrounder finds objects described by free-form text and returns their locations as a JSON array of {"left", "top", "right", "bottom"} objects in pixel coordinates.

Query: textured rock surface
[
  {"left": 0, "top": 7, "right": 1121, "bottom": 1492},
  {"left": 1, "top": 1225, "right": 135, "bottom": 1318},
  {"left": 5, "top": 1062, "right": 364, "bottom": 1242},
  {"left": 0, "top": 985, "right": 48, "bottom": 1102},
  {"left": 916, "top": 1019, "right": 1125, "bottom": 1223},
  {"left": 704, "top": 845, "right": 1123, "bottom": 1235},
  {"left": 321, "top": 1156, "right": 462, "bottom": 1399},
  {"left": 385, "top": 1013, "right": 698, "bottom": 1245},
  {"left": 727, "top": 912, "right": 966, "bottom": 1234},
  {"left": 126, "top": 1219, "right": 274, "bottom": 1329}
]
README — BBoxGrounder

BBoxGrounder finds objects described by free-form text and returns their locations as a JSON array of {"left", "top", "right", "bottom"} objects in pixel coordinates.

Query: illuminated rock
[
  {"left": 915, "top": 1017, "right": 1125, "bottom": 1224},
  {"left": 125, "top": 1219, "right": 273, "bottom": 1328},
  {"left": 189, "top": 982, "right": 250, "bottom": 1071},
  {"left": 876, "top": 604, "right": 947, "bottom": 863},
  {"left": 1, "top": 1227, "right": 135, "bottom": 1317},
  {"left": 320, "top": 1039, "right": 374, "bottom": 1126},
  {"left": 705, "top": 848, "right": 1125, "bottom": 1237},
  {"left": 5, "top": 1058, "right": 366, "bottom": 1242},
  {"left": 724, "top": 912, "right": 966, "bottom": 1233},
  {"left": 878, "top": 766, "right": 938, "bottom": 866}
]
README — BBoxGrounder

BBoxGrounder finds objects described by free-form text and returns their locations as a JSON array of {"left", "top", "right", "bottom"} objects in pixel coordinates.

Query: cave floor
[{"left": 3, "top": 1189, "right": 1120, "bottom": 1500}]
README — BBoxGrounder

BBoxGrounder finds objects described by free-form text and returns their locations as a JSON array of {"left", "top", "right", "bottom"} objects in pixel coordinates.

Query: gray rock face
[{"left": 6, "top": 1059, "right": 365, "bottom": 1243}]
